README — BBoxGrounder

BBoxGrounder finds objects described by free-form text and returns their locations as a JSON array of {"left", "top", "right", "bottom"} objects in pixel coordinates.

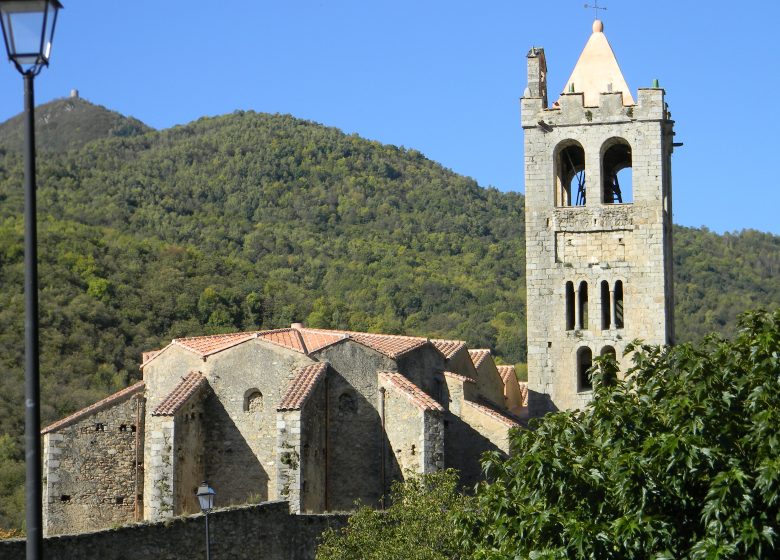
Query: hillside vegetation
[{"left": 0, "top": 100, "right": 778, "bottom": 529}]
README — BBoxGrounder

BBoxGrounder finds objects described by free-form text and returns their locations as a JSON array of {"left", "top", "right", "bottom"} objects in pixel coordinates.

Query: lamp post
[
  {"left": 0, "top": 2, "right": 62, "bottom": 559},
  {"left": 196, "top": 481, "right": 216, "bottom": 560}
]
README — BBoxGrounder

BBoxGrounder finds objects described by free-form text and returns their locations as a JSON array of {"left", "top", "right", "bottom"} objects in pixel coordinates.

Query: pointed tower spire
[{"left": 559, "top": 19, "right": 634, "bottom": 106}]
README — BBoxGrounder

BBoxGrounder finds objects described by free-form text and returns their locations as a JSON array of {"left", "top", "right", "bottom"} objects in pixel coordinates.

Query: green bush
[{"left": 462, "top": 309, "right": 780, "bottom": 559}]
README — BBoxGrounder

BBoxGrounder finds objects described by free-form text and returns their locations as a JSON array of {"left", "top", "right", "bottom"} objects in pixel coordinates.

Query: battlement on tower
[{"left": 521, "top": 87, "right": 667, "bottom": 129}]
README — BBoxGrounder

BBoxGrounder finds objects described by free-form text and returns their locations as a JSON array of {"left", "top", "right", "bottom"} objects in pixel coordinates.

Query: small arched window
[
  {"left": 338, "top": 391, "right": 357, "bottom": 414},
  {"left": 614, "top": 280, "right": 624, "bottom": 329},
  {"left": 600, "top": 345, "right": 616, "bottom": 360},
  {"left": 577, "top": 347, "right": 593, "bottom": 391},
  {"left": 555, "top": 142, "right": 586, "bottom": 207},
  {"left": 565, "top": 281, "right": 575, "bottom": 330},
  {"left": 600, "top": 280, "right": 611, "bottom": 330},
  {"left": 577, "top": 281, "right": 588, "bottom": 330},
  {"left": 244, "top": 389, "right": 263, "bottom": 413},
  {"left": 601, "top": 138, "right": 632, "bottom": 204}
]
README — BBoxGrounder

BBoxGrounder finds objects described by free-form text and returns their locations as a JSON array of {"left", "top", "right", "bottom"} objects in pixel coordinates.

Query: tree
[
  {"left": 462, "top": 309, "right": 780, "bottom": 559},
  {"left": 317, "top": 470, "right": 472, "bottom": 560}
]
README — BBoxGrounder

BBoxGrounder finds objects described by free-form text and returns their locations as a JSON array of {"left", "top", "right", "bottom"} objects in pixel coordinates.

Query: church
[
  {"left": 41, "top": 324, "right": 525, "bottom": 535},
  {"left": 39, "top": 17, "right": 674, "bottom": 538}
]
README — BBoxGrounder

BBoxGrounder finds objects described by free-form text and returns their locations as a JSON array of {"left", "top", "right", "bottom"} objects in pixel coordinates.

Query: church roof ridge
[
  {"left": 153, "top": 371, "right": 207, "bottom": 416},
  {"left": 42, "top": 380, "right": 145, "bottom": 434},
  {"left": 277, "top": 362, "right": 329, "bottom": 411},
  {"left": 430, "top": 339, "right": 467, "bottom": 359},
  {"left": 379, "top": 371, "right": 444, "bottom": 412},
  {"left": 496, "top": 364, "right": 516, "bottom": 383},
  {"left": 468, "top": 348, "right": 492, "bottom": 369}
]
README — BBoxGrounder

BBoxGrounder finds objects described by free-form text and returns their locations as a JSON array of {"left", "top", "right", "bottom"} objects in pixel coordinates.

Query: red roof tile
[
  {"left": 347, "top": 332, "right": 428, "bottom": 359},
  {"left": 431, "top": 339, "right": 466, "bottom": 359},
  {"left": 468, "top": 349, "right": 491, "bottom": 369},
  {"left": 464, "top": 400, "right": 521, "bottom": 428},
  {"left": 298, "top": 329, "right": 348, "bottom": 353},
  {"left": 257, "top": 329, "right": 306, "bottom": 353},
  {"left": 443, "top": 370, "right": 476, "bottom": 384},
  {"left": 497, "top": 365, "right": 516, "bottom": 384},
  {"left": 277, "top": 362, "right": 329, "bottom": 411},
  {"left": 148, "top": 325, "right": 436, "bottom": 364},
  {"left": 518, "top": 381, "right": 529, "bottom": 408},
  {"left": 173, "top": 332, "right": 256, "bottom": 357},
  {"left": 153, "top": 371, "right": 207, "bottom": 416},
  {"left": 42, "top": 381, "right": 145, "bottom": 434},
  {"left": 379, "top": 371, "right": 444, "bottom": 412}
]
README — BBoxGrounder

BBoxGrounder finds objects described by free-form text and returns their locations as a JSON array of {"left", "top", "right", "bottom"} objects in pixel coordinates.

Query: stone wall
[
  {"left": 172, "top": 393, "right": 206, "bottom": 516},
  {"left": 43, "top": 393, "right": 144, "bottom": 536},
  {"left": 381, "top": 382, "right": 427, "bottom": 479},
  {"left": 313, "top": 341, "right": 395, "bottom": 510},
  {"left": 203, "top": 340, "right": 314, "bottom": 507},
  {"left": 1, "top": 502, "right": 348, "bottom": 560}
]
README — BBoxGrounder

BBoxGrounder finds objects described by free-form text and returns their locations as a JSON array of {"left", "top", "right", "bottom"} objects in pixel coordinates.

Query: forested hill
[
  {"left": 0, "top": 97, "right": 151, "bottom": 154},
  {"left": 0, "top": 100, "right": 778, "bottom": 528}
]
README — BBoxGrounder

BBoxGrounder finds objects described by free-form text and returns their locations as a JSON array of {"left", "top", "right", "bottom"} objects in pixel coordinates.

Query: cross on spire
[{"left": 584, "top": 1, "right": 607, "bottom": 19}]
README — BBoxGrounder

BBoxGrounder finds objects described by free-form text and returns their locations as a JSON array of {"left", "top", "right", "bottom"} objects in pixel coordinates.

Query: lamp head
[
  {"left": 0, "top": 0, "right": 62, "bottom": 75},
  {"left": 196, "top": 481, "right": 216, "bottom": 513}
]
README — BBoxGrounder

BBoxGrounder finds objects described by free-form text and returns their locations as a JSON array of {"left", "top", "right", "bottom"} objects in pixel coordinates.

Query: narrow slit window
[
  {"left": 565, "top": 281, "right": 575, "bottom": 330},
  {"left": 600, "top": 280, "right": 611, "bottom": 330},
  {"left": 614, "top": 280, "right": 624, "bottom": 328},
  {"left": 578, "top": 281, "right": 588, "bottom": 330}
]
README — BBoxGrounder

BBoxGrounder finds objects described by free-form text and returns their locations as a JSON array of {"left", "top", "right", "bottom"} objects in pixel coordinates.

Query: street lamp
[
  {"left": 196, "top": 482, "right": 216, "bottom": 560},
  {"left": 0, "top": 1, "right": 62, "bottom": 558}
]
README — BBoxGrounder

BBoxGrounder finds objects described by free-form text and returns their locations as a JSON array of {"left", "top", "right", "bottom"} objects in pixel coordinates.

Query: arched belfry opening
[
  {"left": 601, "top": 139, "right": 632, "bottom": 203},
  {"left": 555, "top": 142, "right": 586, "bottom": 207}
]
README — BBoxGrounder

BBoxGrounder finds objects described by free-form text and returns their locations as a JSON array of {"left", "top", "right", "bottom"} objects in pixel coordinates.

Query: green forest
[{"left": 0, "top": 98, "right": 778, "bottom": 530}]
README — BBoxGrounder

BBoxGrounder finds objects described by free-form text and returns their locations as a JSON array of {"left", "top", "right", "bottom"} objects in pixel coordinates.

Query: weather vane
[{"left": 584, "top": 1, "right": 607, "bottom": 19}]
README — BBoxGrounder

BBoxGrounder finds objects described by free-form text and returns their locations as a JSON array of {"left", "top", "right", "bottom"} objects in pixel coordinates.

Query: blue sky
[{"left": 1, "top": 0, "right": 778, "bottom": 234}]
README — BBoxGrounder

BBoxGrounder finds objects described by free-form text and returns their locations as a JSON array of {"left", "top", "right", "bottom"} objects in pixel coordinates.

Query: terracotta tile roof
[
  {"left": 257, "top": 329, "right": 306, "bottom": 353},
  {"left": 518, "top": 381, "right": 529, "bottom": 408},
  {"left": 42, "top": 381, "right": 145, "bottom": 434},
  {"left": 346, "top": 332, "right": 428, "bottom": 359},
  {"left": 443, "top": 370, "right": 476, "bottom": 384},
  {"left": 153, "top": 371, "right": 207, "bottom": 416},
  {"left": 468, "top": 349, "right": 492, "bottom": 369},
  {"left": 464, "top": 400, "right": 522, "bottom": 428},
  {"left": 431, "top": 339, "right": 466, "bottom": 359},
  {"left": 148, "top": 325, "right": 432, "bottom": 364},
  {"left": 277, "top": 362, "right": 329, "bottom": 411},
  {"left": 173, "top": 332, "right": 256, "bottom": 357},
  {"left": 379, "top": 371, "right": 444, "bottom": 412},
  {"left": 497, "top": 365, "right": 516, "bottom": 384},
  {"left": 298, "top": 328, "right": 428, "bottom": 359},
  {"left": 298, "top": 329, "right": 349, "bottom": 353}
]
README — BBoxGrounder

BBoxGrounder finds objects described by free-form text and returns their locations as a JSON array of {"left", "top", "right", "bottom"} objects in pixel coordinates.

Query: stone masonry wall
[
  {"left": 205, "top": 340, "right": 315, "bottom": 507},
  {"left": 381, "top": 382, "right": 427, "bottom": 479},
  {"left": 1, "top": 502, "right": 348, "bottom": 560},
  {"left": 143, "top": 415, "right": 174, "bottom": 521},
  {"left": 43, "top": 394, "right": 144, "bottom": 536},
  {"left": 172, "top": 395, "right": 206, "bottom": 516},
  {"left": 313, "top": 341, "right": 396, "bottom": 510}
]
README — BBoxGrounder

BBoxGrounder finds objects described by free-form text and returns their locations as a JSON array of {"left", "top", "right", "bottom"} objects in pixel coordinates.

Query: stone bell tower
[{"left": 522, "top": 20, "right": 675, "bottom": 416}]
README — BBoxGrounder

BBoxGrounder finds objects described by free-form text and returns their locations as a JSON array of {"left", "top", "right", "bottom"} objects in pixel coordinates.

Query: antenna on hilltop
[{"left": 584, "top": 1, "right": 607, "bottom": 19}]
